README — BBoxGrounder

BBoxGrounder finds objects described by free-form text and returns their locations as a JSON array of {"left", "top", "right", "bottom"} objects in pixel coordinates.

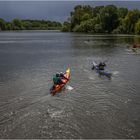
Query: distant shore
[{"left": 0, "top": 19, "right": 62, "bottom": 31}]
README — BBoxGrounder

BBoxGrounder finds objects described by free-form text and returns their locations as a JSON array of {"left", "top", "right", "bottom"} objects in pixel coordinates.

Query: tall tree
[
  {"left": 12, "top": 18, "right": 23, "bottom": 30},
  {"left": 122, "top": 9, "right": 140, "bottom": 33},
  {"left": 118, "top": 7, "right": 128, "bottom": 18},
  {"left": 0, "top": 18, "right": 6, "bottom": 30},
  {"left": 135, "top": 20, "right": 140, "bottom": 34},
  {"left": 100, "top": 5, "right": 119, "bottom": 33}
]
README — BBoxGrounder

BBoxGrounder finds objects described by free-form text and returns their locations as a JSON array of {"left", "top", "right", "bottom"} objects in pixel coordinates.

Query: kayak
[
  {"left": 92, "top": 61, "right": 112, "bottom": 79},
  {"left": 127, "top": 44, "right": 140, "bottom": 49},
  {"left": 50, "top": 68, "right": 70, "bottom": 95}
]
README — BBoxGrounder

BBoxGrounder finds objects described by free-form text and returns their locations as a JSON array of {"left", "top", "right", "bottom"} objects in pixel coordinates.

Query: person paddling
[
  {"left": 53, "top": 73, "right": 63, "bottom": 85},
  {"left": 51, "top": 73, "right": 63, "bottom": 91},
  {"left": 59, "top": 72, "right": 69, "bottom": 80},
  {"left": 51, "top": 72, "right": 69, "bottom": 92},
  {"left": 98, "top": 62, "right": 106, "bottom": 70}
]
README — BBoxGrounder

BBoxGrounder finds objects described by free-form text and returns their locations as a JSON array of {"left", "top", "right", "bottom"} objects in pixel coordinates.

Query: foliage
[
  {"left": 0, "top": 18, "right": 62, "bottom": 31},
  {"left": 99, "top": 5, "right": 119, "bottom": 33},
  {"left": 0, "top": 18, "right": 6, "bottom": 30},
  {"left": 135, "top": 20, "right": 140, "bottom": 34},
  {"left": 5, "top": 22, "right": 12, "bottom": 30},
  {"left": 12, "top": 18, "right": 23, "bottom": 30},
  {"left": 73, "top": 19, "right": 97, "bottom": 33},
  {"left": 61, "top": 22, "right": 71, "bottom": 32},
  {"left": 70, "top": 5, "right": 93, "bottom": 30},
  {"left": 62, "top": 4, "right": 140, "bottom": 34},
  {"left": 118, "top": 7, "right": 128, "bottom": 18}
]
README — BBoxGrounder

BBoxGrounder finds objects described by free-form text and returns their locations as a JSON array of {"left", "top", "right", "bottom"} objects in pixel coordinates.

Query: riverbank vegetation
[
  {"left": 0, "top": 19, "right": 62, "bottom": 30},
  {"left": 62, "top": 5, "right": 140, "bottom": 34}
]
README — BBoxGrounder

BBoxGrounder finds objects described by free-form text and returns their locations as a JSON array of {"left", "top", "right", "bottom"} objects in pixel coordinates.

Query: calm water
[{"left": 0, "top": 31, "right": 140, "bottom": 139}]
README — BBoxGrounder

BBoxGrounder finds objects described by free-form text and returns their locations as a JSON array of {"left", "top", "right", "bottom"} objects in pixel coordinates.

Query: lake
[{"left": 0, "top": 31, "right": 140, "bottom": 139}]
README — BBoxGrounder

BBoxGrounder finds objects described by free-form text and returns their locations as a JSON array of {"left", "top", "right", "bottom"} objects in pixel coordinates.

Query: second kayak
[{"left": 92, "top": 61, "right": 112, "bottom": 79}]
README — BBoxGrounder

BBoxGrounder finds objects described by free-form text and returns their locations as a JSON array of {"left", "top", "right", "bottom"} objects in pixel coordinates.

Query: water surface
[{"left": 0, "top": 31, "right": 140, "bottom": 139}]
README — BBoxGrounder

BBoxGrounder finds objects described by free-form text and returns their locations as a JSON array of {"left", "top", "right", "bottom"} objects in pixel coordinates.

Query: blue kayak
[{"left": 92, "top": 61, "right": 112, "bottom": 79}]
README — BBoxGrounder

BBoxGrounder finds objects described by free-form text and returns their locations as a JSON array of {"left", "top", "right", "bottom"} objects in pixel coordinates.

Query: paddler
[
  {"left": 60, "top": 72, "right": 69, "bottom": 80},
  {"left": 98, "top": 62, "right": 106, "bottom": 70},
  {"left": 51, "top": 73, "right": 64, "bottom": 92},
  {"left": 53, "top": 73, "right": 63, "bottom": 85},
  {"left": 51, "top": 71, "right": 69, "bottom": 91}
]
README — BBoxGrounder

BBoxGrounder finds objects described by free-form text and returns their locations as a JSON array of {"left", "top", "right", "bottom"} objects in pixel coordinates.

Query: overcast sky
[{"left": 0, "top": 1, "right": 140, "bottom": 22}]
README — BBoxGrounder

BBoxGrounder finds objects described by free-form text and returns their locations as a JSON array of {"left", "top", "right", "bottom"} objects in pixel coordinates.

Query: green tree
[
  {"left": 92, "top": 6, "right": 104, "bottom": 17},
  {"left": 0, "top": 18, "right": 6, "bottom": 30},
  {"left": 70, "top": 5, "right": 84, "bottom": 29},
  {"left": 32, "top": 21, "right": 41, "bottom": 29},
  {"left": 22, "top": 21, "right": 32, "bottom": 30},
  {"left": 70, "top": 5, "right": 93, "bottom": 30},
  {"left": 81, "top": 13, "right": 91, "bottom": 21},
  {"left": 12, "top": 18, "right": 23, "bottom": 30},
  {"left": 62, "top": 22, "right": 71, "bottom": 32},
  {"left": 73, "top": 19, "right": 97, "bottom": 33},
  {"left": 135, "top": 20, "right": 140, "bottom": 34},
  {"left": 94, "top": 24, "right": 103, "bottom": 33},
  {"left": 82, "top": 5, "right": 93, "bottom": 18},
  {"left": 5, "top": 22, "right": 12, "bottom": 30},
  {"left": 122, "top": 9, "right": 140, "bottom": 33},
  {"left": 100, "top": 5, "right": 119, "bottom": 33},
  {"left": 118, "top": 7, "right": 128, "bottom": 18}
]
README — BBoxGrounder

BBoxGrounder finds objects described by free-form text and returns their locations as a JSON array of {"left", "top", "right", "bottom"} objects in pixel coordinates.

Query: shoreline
[{"left": 1, "top": 30, "right": 140, "bottom": 37}]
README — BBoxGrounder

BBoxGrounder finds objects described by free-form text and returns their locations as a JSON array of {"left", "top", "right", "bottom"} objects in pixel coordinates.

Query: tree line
[
  {"left": 0, "top": 18, "right": 62, "bottom": 30},
  {"left": 62, "top": 5, "right": 140, "bottom": 34}
]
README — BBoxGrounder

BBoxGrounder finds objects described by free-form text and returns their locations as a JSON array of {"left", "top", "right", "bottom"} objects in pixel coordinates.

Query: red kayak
[
  {"left": 50, "top": 68, "right": 70, "bottom": 96},
  {"left": 132, "top": 44, "right": 140, "bottom": 48}
]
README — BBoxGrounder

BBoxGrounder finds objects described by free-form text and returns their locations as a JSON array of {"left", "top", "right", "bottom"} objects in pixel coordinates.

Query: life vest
[{"left": 53, "top": 76, "right": 60, "bottom": 84}]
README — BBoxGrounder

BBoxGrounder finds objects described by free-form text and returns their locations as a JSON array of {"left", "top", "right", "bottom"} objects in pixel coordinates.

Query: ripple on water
[{"left": 0, "top": 32, "right": 140, "bottom": 138}]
